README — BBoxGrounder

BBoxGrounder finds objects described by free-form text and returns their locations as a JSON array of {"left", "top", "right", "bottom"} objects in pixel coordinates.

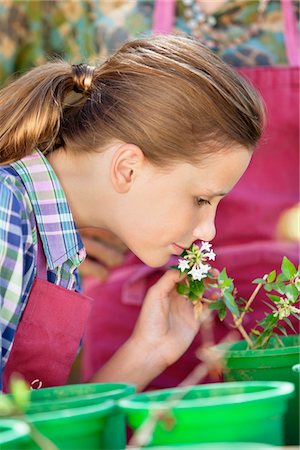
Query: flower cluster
[
  {"left": 175, "top": 242, "right": 216, "bottom": 306},
  {"left": 273, "top": 298, "right": 300, "bottom": 320},
  {"left": 177, "top": 242, "right": 216, "bottom": 281}
]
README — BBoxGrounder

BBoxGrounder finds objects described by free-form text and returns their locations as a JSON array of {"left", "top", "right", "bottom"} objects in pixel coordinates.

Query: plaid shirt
[{"left": 0, "top": 150, "right": 86, "bottom": 369}]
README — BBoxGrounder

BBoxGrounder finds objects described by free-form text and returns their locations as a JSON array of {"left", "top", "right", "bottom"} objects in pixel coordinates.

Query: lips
[{"left": 172, "top": 243, "right": 189, "bottom": 255}]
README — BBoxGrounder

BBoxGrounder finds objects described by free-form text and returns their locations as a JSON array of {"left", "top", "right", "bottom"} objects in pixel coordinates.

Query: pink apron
[
  {"left": 2, "top": 233, "right": 93, "bottom": 393},
  {"left": 82, "top": 0, "right": 299, "bottom": 388}
]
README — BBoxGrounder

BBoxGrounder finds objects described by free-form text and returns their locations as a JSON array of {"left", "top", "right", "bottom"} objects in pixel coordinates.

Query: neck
[{"left": 46, "top": 146, "right": 110, "bottom": 229}]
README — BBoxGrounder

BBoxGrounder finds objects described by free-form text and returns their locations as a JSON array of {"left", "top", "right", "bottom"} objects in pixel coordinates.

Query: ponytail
[{"left": 0, "top": 62, "right": 75, "bottom": 164}]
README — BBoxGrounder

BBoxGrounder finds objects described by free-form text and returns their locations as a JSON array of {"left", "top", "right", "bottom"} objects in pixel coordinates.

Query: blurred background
[{"left": 0, "top": 0, "right": 299, "bottom": 84}]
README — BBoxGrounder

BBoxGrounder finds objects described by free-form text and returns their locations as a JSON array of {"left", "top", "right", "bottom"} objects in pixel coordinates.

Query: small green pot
[
  {"left": 7, "top": 383, "right": 135, "bottom": 450},
  {"left": 218, "top": 335, "right": 300, "bottom": 445},
  {"left": 119, "top": 381, "right": 294, "bottom": 447},
  {"left": 0, "top": 419, "right": 30, "bottom": 450},
  {"left": 22, "top": 400, "right": 115, "bottom": 450}
]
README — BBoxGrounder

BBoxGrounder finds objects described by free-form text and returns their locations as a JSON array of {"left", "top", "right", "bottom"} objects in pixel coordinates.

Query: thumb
[{"left": 150, "top": 269, "right": 186, "bottom": 297}]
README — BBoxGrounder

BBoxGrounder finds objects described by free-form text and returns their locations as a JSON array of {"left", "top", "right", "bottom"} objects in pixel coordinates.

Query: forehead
[{"left": 150, "top": 146, "right": 252, "bottom": 193}]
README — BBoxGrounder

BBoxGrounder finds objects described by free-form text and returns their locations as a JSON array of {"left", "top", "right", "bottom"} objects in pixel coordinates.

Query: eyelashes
[{"left": 195, "top": 197, "right": 211, "bottom": 206}]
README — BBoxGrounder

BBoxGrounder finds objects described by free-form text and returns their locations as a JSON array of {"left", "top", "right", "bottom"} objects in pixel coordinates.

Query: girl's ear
[{"left": 110, "top": 143, "right": 145, "bottom": 193}]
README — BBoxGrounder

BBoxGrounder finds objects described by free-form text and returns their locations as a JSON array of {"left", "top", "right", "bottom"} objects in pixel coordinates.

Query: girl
[{"left": 0, "top": 35, "right": 264, "bottom": 392}]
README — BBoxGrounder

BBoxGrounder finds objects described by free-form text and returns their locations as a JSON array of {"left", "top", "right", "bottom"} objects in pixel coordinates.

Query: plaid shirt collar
[{"left": 11, "top": 150, "right": 86, "bottom": 270}]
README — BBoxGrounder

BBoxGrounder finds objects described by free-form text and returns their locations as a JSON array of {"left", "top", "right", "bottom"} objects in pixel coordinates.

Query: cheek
[{"left": 164, "top": 205, "right": 198, "bottom": 238}]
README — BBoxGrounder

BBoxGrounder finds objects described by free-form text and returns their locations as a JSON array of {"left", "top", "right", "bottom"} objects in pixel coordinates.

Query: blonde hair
[{"left": 0, "top": 35, "right": 265, "bottom": 165}]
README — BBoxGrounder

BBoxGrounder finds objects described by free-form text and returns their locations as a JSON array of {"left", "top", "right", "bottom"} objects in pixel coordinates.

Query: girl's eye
[{"left": 195, "top": 197, "right": 211, "bottom": 206}]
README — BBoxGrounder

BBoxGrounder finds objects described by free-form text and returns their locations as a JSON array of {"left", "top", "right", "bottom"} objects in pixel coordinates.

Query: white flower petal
[
  {"left": 188, "top": 266, "right": 207, "bottom": 281},
  {"left": 178, "top": 259, "right": 190, "bottom": 272},
  {"left": 206, "top": 250, "right": 216, "bottom": 261},
  {"left": 200, "top": 241, "right": 212, "bottom": 252}
]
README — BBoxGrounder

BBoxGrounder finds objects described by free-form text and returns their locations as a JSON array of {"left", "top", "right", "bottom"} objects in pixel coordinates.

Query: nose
[{"left": 192, "top": 216, "right": 216, "bottom": 242}]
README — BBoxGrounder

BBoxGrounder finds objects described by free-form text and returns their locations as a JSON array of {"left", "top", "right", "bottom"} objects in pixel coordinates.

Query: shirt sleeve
[{"left": 0, "top": 180, "right": 25, "bottom": 365}]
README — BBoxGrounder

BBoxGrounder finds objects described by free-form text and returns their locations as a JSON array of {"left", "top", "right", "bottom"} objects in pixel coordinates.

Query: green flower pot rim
[
  {"left": 216, "top": 335, "right": 300, "bottom": 359},
  {"left": 0, "top": 419, "right": 30, "bottom": 445},
  {"left": 119, "top": 381, "right": 294, "bottom": 411},
  {"left": 26, "top": 398, "right": 115, "bottom": 423},
  {"left": 129, "top": 444, "right": 278, "bottom": 450},
  {"left": 29, "top": 382, "right": 136, "bottom": 408}
]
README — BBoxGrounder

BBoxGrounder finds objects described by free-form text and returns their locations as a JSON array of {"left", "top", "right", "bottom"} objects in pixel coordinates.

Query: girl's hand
[
  {"left": 91, "top": 269, "right": 202, "bottom": 391},
  {"left": 131, "top": 270, "right": 201, "bottom": 369}
]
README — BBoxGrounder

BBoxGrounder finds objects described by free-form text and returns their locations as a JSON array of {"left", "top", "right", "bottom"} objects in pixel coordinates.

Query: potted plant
[
  {"left": 118, "top": 245, "right": 298, "bottom": 448},
  {"left": 175, "top": 243, "right": 300, "bottom": 446}
]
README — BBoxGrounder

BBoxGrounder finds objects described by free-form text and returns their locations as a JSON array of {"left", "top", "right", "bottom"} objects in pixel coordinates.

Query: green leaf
[
  {"left": 177, "top": 283, "right": 189, "bottom": 295},
  {"left": 262, "top": 313, "right": 278, "bottom": 331},
  {"left": 223, "top": 292, "right": 240, "bottom": 317},
  {"left": 267, "top": 270, "right": 276, "bottom": 283},
  {"left": 208, "top": 300, "right": 223, "bottom": 310},
  {"left": 218, "top": 268, "right": 228, "bottom": 283},
  {"left": 10, "top": 376, "right": 31, "bottom": 411},
  {"left": 252, "top": 278, "right": 266, "bottom": 284},
  {"left": 188, "top": 291, "right": 199, "bottom": 301},
  {"left": 285, "top": 284, "right": 299, "bottom": 301},
  {"left": 264, "top": 283, "right": 276, "bottom": 292},
  {"left": 264, "top": 281, "right": 286, "bottom": 294},
  {"left": 190, "top": 279, "right": 205, "bottom": 296},
  {"left": 266, "top": 294, "right": 282, "bottom": 304},
  {"left": 291, "top": 312, "right": 300, "bottom": 320},
  {"left": 277, "top": 273, "right": 288, "bottom": 282},
  {"left": 277, "top": 324, "right": 288, "bottom": 336},
  {"left": 218, "top": 269, "right": 234, "bottom": 289},
  {"left": 250, "top": 328, "right": 261, "bottom": 336},
  {"left": 283, "top": 317, "right": 296, "bottom": 333},
  {"left": 263, "top": 300, "right": 277, "bottom": 312},
  {"left": 0, "top": 395, "right": 15, "bottom": 416},
  {"left": 218, "top": 306, "right": 227, "bottom": 321},
  {"left": 281, "top": 256, "right": 297, "bottom": 279}
]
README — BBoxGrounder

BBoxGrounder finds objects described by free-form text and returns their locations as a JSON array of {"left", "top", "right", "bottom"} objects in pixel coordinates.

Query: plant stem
[
  {"left": 235, "top": 274, "right": 268, "bottom": 327},
  {"left": 233, "top": 318, "right": 253, "bottom": 348},
  {"left": 200, "top": 297, "right": 214, "bottom": 304}
]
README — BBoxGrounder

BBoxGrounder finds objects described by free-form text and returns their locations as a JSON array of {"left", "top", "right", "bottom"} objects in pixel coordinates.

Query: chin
[{"left": 136, "top": 250, "right": 170, "bottom": 268}]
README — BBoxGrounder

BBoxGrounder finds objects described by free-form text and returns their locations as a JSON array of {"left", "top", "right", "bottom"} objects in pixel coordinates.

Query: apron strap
[
  {"left": 152, "top": 0, "right": 176, "bottom": 34},
  {"left": 152, "top": 0, "right": 299, "bottom": 67},
  {"left": 281, "top": 0, "right": 300, "bottom": 67}
]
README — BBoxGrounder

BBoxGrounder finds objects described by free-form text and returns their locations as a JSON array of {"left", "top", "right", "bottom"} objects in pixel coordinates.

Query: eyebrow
[{"left": 204, "top": 190, "right": 229, "bottom": 198}]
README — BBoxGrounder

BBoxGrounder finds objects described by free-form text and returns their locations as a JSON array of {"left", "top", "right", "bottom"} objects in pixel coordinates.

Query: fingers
[
  {"left": 148, "top": 270, "right": 186, "bottom": 298},
  {"left": 82, "top": 236, "right": 125, "bottom": 268},
  {"left": 204, "top": 268, "right": 219, "bottom": 286}
]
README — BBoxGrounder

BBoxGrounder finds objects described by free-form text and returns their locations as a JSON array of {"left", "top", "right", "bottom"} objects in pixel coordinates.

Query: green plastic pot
[
  {"left": 0, "top": 419, "right": 30, "bottom": 449},
  {"left": 7, "top": 383, "right": 135, "bottom": 450},
  {"left": 218, "top": 335, "right": 300, "bottom": 445},
  {"left": 21, "top": 400, "right": 115, "bottom": 450},
  {"left": 26, "top": 382, "right": 135, "bottom": 413},
  {"left": 119, "top": 381, "right": 294, "bottom": 447}
]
